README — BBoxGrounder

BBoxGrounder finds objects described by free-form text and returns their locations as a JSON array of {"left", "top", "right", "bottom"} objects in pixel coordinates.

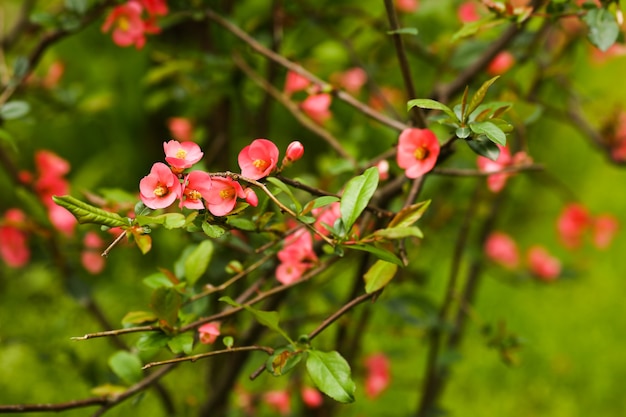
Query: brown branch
[
  {"left": 142, "top": 345, "right": 274, "bottom": 369},
  {"left": 432, "top": 163, "right": 544, "bottom": 177}
]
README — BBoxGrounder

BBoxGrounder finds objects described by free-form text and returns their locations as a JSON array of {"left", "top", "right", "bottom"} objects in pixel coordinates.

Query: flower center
[
  {"left": 118, "top": 16, "right": 130, "bottom": 32},
  {"left": 186, "top": 189, "right": 202, "bottom": 201},
  {"left": 154, "top": 184, "right": 168, "bottom": 197},
  {"left": 253, "top": 159, "right": 269, "bottom": 170},
  {"left": 176, "top": 149, "right": 187, "bottom": 159},
  {"left": 220, "top": 189, "right": 234, "bottom": 200},
  {"left": 414, "top": 146, "right": 429, "bottom": 161}
]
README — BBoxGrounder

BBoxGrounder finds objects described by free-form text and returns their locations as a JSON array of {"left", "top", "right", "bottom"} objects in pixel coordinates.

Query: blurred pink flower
[
  {"left": 0, "top": 209, "right": 30, "bottom": 268},
  {"left": 592, "top": 214, "right": 619, "bottom": 249},
  {"left": 180, "top": 171, "right": 212, "bottom": 209},
  {"left": 48, "top": 204, "right": 77, "bottom": 236},
  {"left": 35, "top": 150, "right": 70, "bottom": 178},
  {"left": 557, "top": 203, "right": 591, "bottom": 249},
  {"left": 396, "top": 0, "right": 419, "bottom": 13},
  {"left": 301, "top": 386, "right": 323, "bottom": 408},
  {"left": 139, "top": 162, "right": 180, "bottom": 209},
  {"left": 376, "top": 160, "right": 390, "bottom": 181},
  {"left": 337, "top": 67, "right": 367, "bottom": 94},
  {"left": 276, "top": 228, "right": 317, "bottom": 284},
  {"left": 487, "top": 51, "right": 515, "bottom": 76},
  {"left": 528, "top": 246, "right": 561, "bottom": 281},
  {"left": 42, "top": 60, "right": 65, "bottom": 89},
  {"left": 263, "top": 390, "right": 291, "bottom": 415},
  {"left": 458, "top": 1, "right": 481, "bottom": 22},
  {"left": 484, "top": 231, "right": 519, "bottom": 269},
  {"left": 198, "top": 321, "right": 221, "bottom": 344},
  {"left": 205, "top": 176, "right": 245, "bottom": 216},
  {"left": 301, "top": 93, "right": 332, "bottom": 124},
  {"left": 275, "top": 261, "right": 309, "bottom": 285},
  {"left": 313, "top": 202, "right": 341, "bottom": 238},
  {"left": 284, "top": 71, "right": 311, "bottom": 96},
  {"left": 238, "top": 139, "right": 279, "bottom": 180},
  {"left": 164, "top": 140, "right": 203, "bottom": 172},
  {"left": 138, "top": 0, "right": 168, "bottom": 16},
  {"left": 167, "top": 117, "right": 194, "bottom": 142},
  {"left": 82, "top": 232, "right": 105, "bottom": 274},
  {"left": 396, "top": 128, "right": 440, "bottom": 179},
  {"left": 364, "top": 353, "right": 391, "bottom": 399},
  {"left": 101, "top": 2, "right": 147, "bottom": 49},
  {"left": 477, "top": 145, "right": 513, "bottom": 193}
]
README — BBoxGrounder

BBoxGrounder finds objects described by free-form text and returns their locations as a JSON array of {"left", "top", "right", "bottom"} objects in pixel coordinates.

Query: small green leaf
[
  {"left": 167, "top": 332, "right": 194, "bottom": 355},
  {"left": 466, "top": 76, "right": 500, "bottom": 121},
  {"left": 266, "top": 346, "right": 304, "bottom": 376},
  {"left": 136, "top": 332, "right": 170, "bottom": 351},
  {"left": 226, "top": 216, "right": 256, "bottom": 231},
  {"left": 219, "top": 296, "right": 294, "bottom": 344},
  {"left": 143, "top": 272, "right": 175, "bottom": 288},
  {"left": 470, "top": 121, "right": 506, "bottom": 146},
  {"left": 136, "top": 213, "right": 186, "bottom": 229},
  {"left": 223, "top": 336, "right": 234, "bottom": 348},
  {"left": 266, "top": 177, "right": 302, "bottom": 213},
  {"left": 490, "top": 118, "right": 514, "bottom": 133},
  {"left": 131, "top": 230, "right": 152, "bottom": 255},
  {"left": 386, "top": 27, "right": 419, "bottom": 36},
  {"left": 584, "top": 7, "right": 619, "bottom": 52},
  {"left": 150, "top": 287, "right": 182, "bottom": 327},
  {"left": 306, "top": 350, "right": 355, "bottom": 403},
  {"left": 456, "top": 126, "right": 471, "bottom": 139},
  {"left": 371, "top": 226, "right": 423, "bottom": 240},
  {"left": 108, "top": 351, "right": 143, "bottom": 385},
  {"left": 343, "top": 243, "right": 404, "bottom": 266},
  {"left": 202, "top": 222, "right": 225, "bottom": 238},
  {"left": 451, "top": 16, "right": 498, "bottom": 41},
  {"left": 184, "top": 240, "right": 214, "bottom": 285},
  {"left": 468, "top": 101, "right": 512, "bottom": 122},
  {"left": 340, "top": 167, "right": 379, "bottom": 233},
  {"left": 121, "top": 311, "right": 157, "bottom": 326},
  {"left": 466, "top": 136, "right": 501, "bottom": 161},
  {"left": 52, "top": 195, "right": 128, "bottom": 228},
  {"left": 0, "top": 101, "right": 31, "bottom": 120},
  {"left": 460, "top": 86, "right": 469, "bottom": 121},
  {"left": 388, "top": 200, "right": 430, "bottom": 229},
  {"left": 407, "top": 99, "right": 457, "bottom": 121},
  {"left": 364, "top": 260, "right": 399, "bottom": 293},
  {"left": 302, "top": 196, "right": 340, "bottom": 215}
]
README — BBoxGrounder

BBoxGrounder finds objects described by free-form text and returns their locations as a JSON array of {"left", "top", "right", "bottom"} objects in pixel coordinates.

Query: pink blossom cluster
[
  {"left": 284, "top": 71, "right": 333, "bottom": 124},
  {"left": 364, "top": 352, "right": 391, "bottom": 399},
  {"left": 101, "top": 0, "right": 168, "bottom": 49},
  {"left": 140, "top": 138, "right": 303, "bottom": 217},
  {"left": 275, "top": 227, "right": 318, "bottom": 285},
  {"left": 477, "top": 145, "right": 532, "bottom": 192},
  {"left": 260, "top": 386, "right": 323, "bottom": 415},
  {"left": 557, "top": 203, "right": 618, "bottom": 250}
]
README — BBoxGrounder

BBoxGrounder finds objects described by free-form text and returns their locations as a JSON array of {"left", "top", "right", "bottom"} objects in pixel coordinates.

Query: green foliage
[
  {"left": 108, "top": 351, "right": 143, "bottom": 385},
  {"left": 583, "top": 7, "right": 619, "bottom": 52},
  {"left": 340, "top": 167, "right": 379, "bottom": 235},
  {"left": 52, "top": 195, "right": 128, "bottom": 228},
  {"left": 306, "top": 350, "right": 356, "bottom": 403}
]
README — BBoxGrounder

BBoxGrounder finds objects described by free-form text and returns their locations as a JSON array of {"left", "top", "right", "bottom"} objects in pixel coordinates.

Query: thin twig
[{"left": 142, "top": 345, "right": 274, "bottom": 369}]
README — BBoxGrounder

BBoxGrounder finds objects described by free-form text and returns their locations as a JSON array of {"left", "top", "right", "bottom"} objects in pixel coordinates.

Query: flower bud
[
  {"left": 244, "top": 188, "right": 258, "bottom": 207},
  {"left": 285, "top": 141, "right": 304, "bottom": 162}
]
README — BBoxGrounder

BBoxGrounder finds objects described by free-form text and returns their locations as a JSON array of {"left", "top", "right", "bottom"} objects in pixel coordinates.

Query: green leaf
[
  {"left": 143, "top": 272, "right": 175, "bottom": 288},
  {"left": 388, "top": 200, "right": 431, "bottom": 228},
  {"left": 52, "top": 195, "right": 128, "bottom": 228},
  {"left": 302, "top": 196, "right": 340, "bottom": 215},
  {"left": 386, "top": 27, "right": 418, "bottom": 36},
  {"left": 0, "top": 101, "right": 30, "bottom": 120},
  {"left": 150, "top": 287, "right": 182, "bottom": 327},
  {"left": 184, "top": 240, "right": 214, "bottom": 285},
  {"left": 223, "top": 336, "right": 234, "bottom": 348},
  {"left": 584, "top": 7, "right": 619, "bottom": 52},
  {"left": 136, "top": 332, "right": 170, "bottom": 351},
  {"left": 469, "top": 121, "right": 506, "bottom": 146},
  {"left": 266, "top": 177, "right": 302, "bottom": 213},
  {"left": 266, "top": 346, "right": 304, "bottom": 376},
  {"left": 133, "top": 232, "right": 152, "bottom": 255},
  {"left": 136, "top": 213, "right": 186, "bottom": 229},
  {"left": 219, "top": 296, "right": 294, "bottom": 344},
  {"left": 340, "top": 167, "right": 379, "bottom": 233},
  {"left": 460, "top": 86, "right": 469, "bottom": 121},
  {"left": 65, "top": 0, "right": 88, "bottom": 14},
  {"left": 121, "top": 311, "right": 157, "bottom": 326},
  {"left": 490, "top": 118, "right": 514, "bottom": 133},
  {"left": 167, "top": 332, "right": 194, "bottom": 355},
  {"left": 456, "top": 126, "right": 471, "bottom": 139},
  {"left": 468, "top": 101, "right": 512, "bottom": 122},
  {"left": 306, "top": 350, "right": 355, "bottom": 403},
  {"left": 202, "top": 222, "right": 225, "bottom": 238},
  {"left": 343, "top": 243, "right": 404, "bottom": 266},
  {"left": 371, "top": 226, "right": 423, "bottom": 240},
  {"left": 451, "top": 16, "right": 498, "bottom": 41},
  {"left": 466, "top": 136, "right": 501, "bottom": 161},
  {"left": 108, "top": 351, "right": 143, "bottom": 385},
  {"left": 407, "top": 99, "right": 457, "bottom": 121},
  {"left": 466, "top": 76, "right": 500, "bottom": 122},
  {"left": 364, "top": 260, "right": 399, "bottom": 293},
  {"left": 226, "top": 216, "right": 256, "bottom": 231}
]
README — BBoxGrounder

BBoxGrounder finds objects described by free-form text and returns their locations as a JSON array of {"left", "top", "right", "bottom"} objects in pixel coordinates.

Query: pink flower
[
  {"left": 205, "top": 176, "right": 246, "bottom": 216},
  {"left": 81, "top": 234, "right": 105, "bottom": 275},
  {"left": 139, "top": 162, "right": 180, "bottom": 209},
  {"left": 180, "top": 171, "right": 213, "bottom": 209},
  {"left": 396, "top": 128, "right": 440, "bottom": 178},
  {"left": 0, "top": 209, "right": 30, "bottom": 268},
  {"left": 364, "top": 353, "right": 391, "bottom": 399},
  {"left": 337, "top": 67, "right": 367, "bottom": 94},
  {"left": 276, "top": 261, "right": 309, "bottom": 285},
  {"left": 592, "top": 214, "right": 619, "bottom": 249},
  {"left": 300, "top": 93, "right": 332, "bottom": 124},
  {"left": 477, "top": 145, "right": 512, "bottom": 193},
  {"left": 557, "top": 203, "right": 591, "bottom": 249},
  {"left": 376, "top": 160, "right": 390, "bottom": 181},
  {"left": 163, "top": 140, "right": 204, "bottom": 172},
  {"left": 198, "top": 321, "right": 221, "bottom": 344},
  {"left": 527, "top": 246, "right": 561, "bottom": 281},
  {"left": 238, "top": 139, "right": 279, "bottom": 180},
  {"left": 396, "top": 0, "right": 419, "bottom": 13},
  {"left": 458, "top": 1, "right": 481, "bottom": 22},
  {"left": 243, "top": 188, "right": 258, "bottom": 207},
  {"left": 284, "top": 71, "right": 311, "bottom": 96},
  {"left": 35, "top": 150, "right": 70, "bottom": 177},
  {"left": 276, "top": 228, "right": 317, "bottom": 284},
  {"left": 167, "top": 117, "right": 194, "bottom": 141},
  {"left": 263, "top": 390, "right": 291, "bottom": 416},
  {"left": 48, "top": 204, "right": 77, "bottom": 236},
  {"left": 101, "top": 2, "right": 147, "bottom": 49},
  {"left": 138, "top": 0, "right": 168, "bottom": 16},
  {"left": 301, "top": 386, "right": 323, "bottom": 408},
  {"left": 484, "top": 232, "right": 519, "bottom": 269},
  {"left": 313, "top": 202, "right": 341, "bottom": 238},
  {"left": 487, "top": 51, "right": 515, "bottom": 76},
  {"left": 284, "top": 141, "right": 304, "bottom": 163}
]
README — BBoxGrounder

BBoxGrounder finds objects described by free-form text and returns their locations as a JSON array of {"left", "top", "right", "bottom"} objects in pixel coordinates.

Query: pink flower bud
[
  {"left": 244, "top": 188, "right": 259, "bottom": 207},
  {"left": 198, "top": 321, "right": 221, "bottom": 344},
  {"left": 285, "top": 141, "right": 304, "bottom": 162}
]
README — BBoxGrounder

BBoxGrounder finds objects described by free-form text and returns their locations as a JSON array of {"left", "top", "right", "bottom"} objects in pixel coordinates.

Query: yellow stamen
[
  {"left": 176, "top": 149, "right": 187, "bottom": 159},
  {"left": 220, "top": 189, "right": 234, "bottom": 200},
  {"left": 118, "top": 17, "right": 130, "bottom": 32},
  {"left": 414, "top": 146, "right": 429, "bottom": 160},
  {"left": 253, "top": 159, "right": 268, "bottom": 170},
  {"left": 187, "top": 189, "right": 202, "bottom": 201},
  {"left": 154, "top": 184, "right": 168, "bottom": 197}
]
